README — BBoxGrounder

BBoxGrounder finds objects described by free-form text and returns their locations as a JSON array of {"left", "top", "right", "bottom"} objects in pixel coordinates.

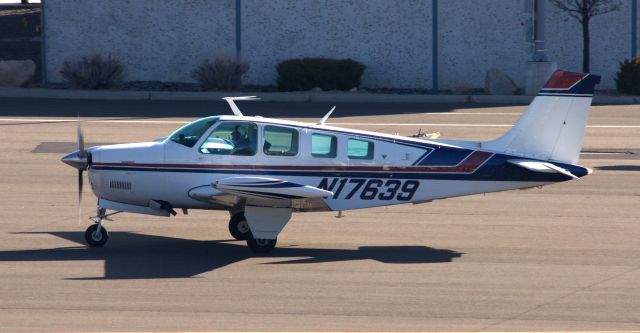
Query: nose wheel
[
  {"left": 84, "top": 208, "right": 119, "bottom": 247},
  {"left": 85, "top": 223, "right": 109, "bottom": 247}
]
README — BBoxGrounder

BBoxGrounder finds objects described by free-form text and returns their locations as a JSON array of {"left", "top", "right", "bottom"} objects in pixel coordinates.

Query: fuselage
[{"left": 84, "top": 115, "right": 589, "bottom": 213}]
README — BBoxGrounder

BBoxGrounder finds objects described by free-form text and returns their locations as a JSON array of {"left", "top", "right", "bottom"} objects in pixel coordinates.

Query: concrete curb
[
  {"left": 0, "top": 87, "right": 150, "bottom": 100},
  {"left": 1, "top": 87, "right": 638, "bottom": 105},
  {"left": 592, "top": 95, "right": 640, "bottom": 105}
]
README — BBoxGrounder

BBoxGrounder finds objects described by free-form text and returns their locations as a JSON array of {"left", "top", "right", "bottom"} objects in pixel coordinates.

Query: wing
[{"left": 190, "top": 177, "right": 334, "bottom": 212}]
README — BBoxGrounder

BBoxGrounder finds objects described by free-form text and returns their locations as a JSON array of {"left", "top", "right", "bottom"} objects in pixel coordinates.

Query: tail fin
[{"left": 482, "top": 70, "right": 601, "bottom": 164}]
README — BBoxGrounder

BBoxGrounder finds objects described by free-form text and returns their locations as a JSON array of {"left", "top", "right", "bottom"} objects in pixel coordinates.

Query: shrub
[
  {"left": 615, "top": 56, "right": 640, "bottom": 95},
  {"left": 276, "top": 58, "right": 366, "bottom": 91},
  {"left": 191, "top": 55, "right": 249, "bottom": 91},
  {"left": 60, "top": 54, "right": 123, "bottom": 89}
]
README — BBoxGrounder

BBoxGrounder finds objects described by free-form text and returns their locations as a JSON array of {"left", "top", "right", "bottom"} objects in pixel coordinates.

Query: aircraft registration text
[{"left": 318, "top": 178, "right": 419, "bottom": 201}]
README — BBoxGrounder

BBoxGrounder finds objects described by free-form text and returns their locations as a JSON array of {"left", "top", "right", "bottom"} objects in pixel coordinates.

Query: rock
[
  {"left": 485, "top": 68, "right": 518, "bottom": 95},
  {"left": 349, "top": 87, "right": 358, "bottom": 92},
  {"left": 0, "top": 60, "right": 36, "bottom": 87},
  {"left": 310, "top": 87, "right": 322, "bottom": 92}
]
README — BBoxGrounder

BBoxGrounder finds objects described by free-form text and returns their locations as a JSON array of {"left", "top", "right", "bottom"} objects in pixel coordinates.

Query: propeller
[{"left": 61, "top": 117, "right": 90, "bottom": 224}]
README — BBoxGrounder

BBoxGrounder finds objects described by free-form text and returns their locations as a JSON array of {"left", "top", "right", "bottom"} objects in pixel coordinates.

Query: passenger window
[
  {"left": 311, "top": 133, "right": 337, "bottom": 158},
  {"left": 199, "top": 122, "right": 257, "bottom": 156},
  {"left": 263, "top": 125, "right": 298, "bottom": 156},
  {"left": 348, "top": 138, "right": 374, "bottom": 159}
]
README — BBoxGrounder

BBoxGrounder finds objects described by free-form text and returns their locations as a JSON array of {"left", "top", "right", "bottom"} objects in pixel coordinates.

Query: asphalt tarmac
[{"left": 0, "top": 98, "right": 639, "bottom": 332}]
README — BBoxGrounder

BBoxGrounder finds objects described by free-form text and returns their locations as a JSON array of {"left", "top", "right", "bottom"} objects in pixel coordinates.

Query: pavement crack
[{"left": 478, "top": 265, "right": 640, "bottom": 331}]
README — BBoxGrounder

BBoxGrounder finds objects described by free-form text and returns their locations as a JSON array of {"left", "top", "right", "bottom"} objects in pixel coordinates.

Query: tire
[
  {"left": 228, "top": 212, "right": 251, "bottom": 241},
  {"left": 246, "top": 235, "right": 277, "bottom": 253},
  {"left": 85, "top": 224, "right": 109, "bottom": 247}
]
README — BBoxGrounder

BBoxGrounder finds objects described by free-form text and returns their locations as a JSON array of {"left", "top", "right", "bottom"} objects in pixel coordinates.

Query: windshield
[{"left": 169, "top": 116, "right": 219, "bottom": 147}]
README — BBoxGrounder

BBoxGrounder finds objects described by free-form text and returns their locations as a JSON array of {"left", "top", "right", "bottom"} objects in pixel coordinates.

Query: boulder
[
  {"left": 0, "top": 60, "right": 36, "bottom": 87},
  {"left": 485, "top": 68, "right": 518, "bottom": 95}
]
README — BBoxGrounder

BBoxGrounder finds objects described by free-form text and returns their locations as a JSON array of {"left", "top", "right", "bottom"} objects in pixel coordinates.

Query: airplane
[{"left": 62, "top": 70, "right": 600, "bottom": 253}]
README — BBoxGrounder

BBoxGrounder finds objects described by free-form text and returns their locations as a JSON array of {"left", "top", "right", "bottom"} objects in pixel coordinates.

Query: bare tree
[{"left": 549, "top": 0, "right": 620, "bottom": 73}]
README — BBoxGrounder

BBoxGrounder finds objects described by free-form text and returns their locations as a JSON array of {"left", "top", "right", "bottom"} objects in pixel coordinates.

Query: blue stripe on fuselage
[{"left": 417, "top": 147, "right": 473, "bottom": 166}]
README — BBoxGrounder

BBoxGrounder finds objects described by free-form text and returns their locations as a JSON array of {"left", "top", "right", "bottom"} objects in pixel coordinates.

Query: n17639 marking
[{"left": 318, "top": 178, "right": 419, "bottom": 201}]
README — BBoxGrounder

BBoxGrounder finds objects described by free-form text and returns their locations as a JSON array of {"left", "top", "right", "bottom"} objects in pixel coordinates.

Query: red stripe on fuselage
[{"left": 93, "top": 151, "right": 494, "bottom": 174}]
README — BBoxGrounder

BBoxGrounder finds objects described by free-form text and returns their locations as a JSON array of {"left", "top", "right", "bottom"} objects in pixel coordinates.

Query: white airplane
[{"left": 62, "top": 70, "right": 600, "bottom": 253}]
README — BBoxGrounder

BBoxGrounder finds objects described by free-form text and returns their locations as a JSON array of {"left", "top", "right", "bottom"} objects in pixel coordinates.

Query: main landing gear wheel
[
  {"left": 228, "top": 212, "right": 251, "bottom": 241},
  {"left": 246, "top": 235, "right": 277, "bottom": 253},
  {"left": 85, "top": 224, "right": 109, "bottom": 247}
]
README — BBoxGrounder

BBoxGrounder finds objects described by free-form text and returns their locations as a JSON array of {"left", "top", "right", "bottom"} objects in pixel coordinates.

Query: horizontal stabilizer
[
  {"left": 507, "top": 159, "right": 580, "bottom": 180},
  {"left": 214, "top": 177, "right": 333, "bottom": 201}
]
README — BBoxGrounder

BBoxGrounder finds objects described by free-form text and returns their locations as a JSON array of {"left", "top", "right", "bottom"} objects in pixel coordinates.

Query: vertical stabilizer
[{"left": 482, "top": 70, "right": 601, "bottom": 164}]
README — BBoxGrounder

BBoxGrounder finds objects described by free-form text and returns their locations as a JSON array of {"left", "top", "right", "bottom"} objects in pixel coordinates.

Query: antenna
[
  {"left": 222, "top": 96, "right": 260, "bottom": 116},
  {"left": 317, "top": 106, "right": 336, "bottom": 126}
]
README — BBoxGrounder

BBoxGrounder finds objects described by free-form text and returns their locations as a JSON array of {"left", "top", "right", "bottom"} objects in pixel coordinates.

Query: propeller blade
[
  {"left": 77, "top": 116, "right": 85, "bottom": 158},
  {"left": 78, "top": 169, "right": 83, "bottom": 225},
  {"left": 78, "top": 169, "right": 83, "bottom": 203}
]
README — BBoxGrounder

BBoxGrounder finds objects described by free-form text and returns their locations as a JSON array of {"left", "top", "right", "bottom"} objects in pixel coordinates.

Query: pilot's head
[{"left": 231, "top": 126, "right": 245, "bottom": 142}]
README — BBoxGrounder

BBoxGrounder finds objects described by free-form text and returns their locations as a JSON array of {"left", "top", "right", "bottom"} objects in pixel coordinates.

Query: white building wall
[
  {"left": 44, "top": 0, "right": 235, "bottom": 83},
  {"left": 438, "top": 0, "right": 531, "bottom": 91},
  {"left": 242, "top": 0, "right": 432, "bottom": 88},
  {"left": 43, "top": 0, "right": 636, "bottom": 90}
]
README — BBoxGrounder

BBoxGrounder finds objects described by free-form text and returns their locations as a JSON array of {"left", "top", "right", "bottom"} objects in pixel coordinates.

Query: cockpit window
[
  {"left": 199, "top": 121, "right": 257, "bottom": 156},
  {"left": 169, "top": 116, "right": 219, "bottom": 147}
]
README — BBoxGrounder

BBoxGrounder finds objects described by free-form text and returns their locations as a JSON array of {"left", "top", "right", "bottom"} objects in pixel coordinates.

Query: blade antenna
[
  {"left": 222, "top": 96, "right": 260, "bottom": 117},
  {"left": 317, "top": 106, "right": 336, "bottom": 126}
]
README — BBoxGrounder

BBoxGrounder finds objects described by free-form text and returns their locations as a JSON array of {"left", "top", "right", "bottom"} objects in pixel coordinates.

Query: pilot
[{"left": 230, "top": 126, "right": 252, "bottom": 155}]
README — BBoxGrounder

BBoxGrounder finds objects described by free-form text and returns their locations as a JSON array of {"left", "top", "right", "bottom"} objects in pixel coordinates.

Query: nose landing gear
[{"left": 84, "top": 207, "right": 120, "bottom": 247}]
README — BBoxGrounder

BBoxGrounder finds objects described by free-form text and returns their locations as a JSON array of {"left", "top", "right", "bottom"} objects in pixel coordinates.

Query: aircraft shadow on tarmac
[
  {"left": 594, "top": 165, "right": 640, "bottom": 171},
  {"left": 1, "top": 232, "right": 463, "bottom": 280}
]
